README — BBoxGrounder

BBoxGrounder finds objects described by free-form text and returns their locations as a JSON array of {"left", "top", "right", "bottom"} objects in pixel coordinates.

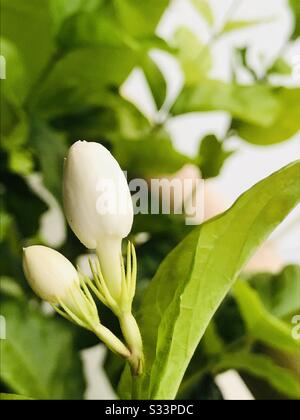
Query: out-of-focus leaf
[
  {"left": 172, "top": 80, "right": 279, "bottom": 126},
  {"left": 34, "top": 46, "right": 137, "bottom": 118},
  {"left": 213, "top": 352, "right": 300, "bottom": 399},
  {"left": 174, "top": 28, "right": 212, "bottom": 85},
  {"left": 29, "top": 119, "right": 67, "bottom": 199},
  {"left": 0, "top": 277, "right": 24, "bottom": 300},
  {"left": 267, "top": 58, "right": 292, "bottom": 76},
  {"left": 233, "top": 88, "right": 300, "bottom": 145},
  {"left": 249, "top": 265, "right": 300, "bottom": 319},
  {"left": 0, "top": 393, "right": 33, "bottom": 400},
  {"left": 113, "top": 130, "right": 191, "bottom": 177},
  {"left": 0, "top": 37, "right": 27, "bottom": 102},
  {"left": 112, "top": 0, "right": 170, "bottom": 37},
  {"left": 289, "top": 0, "right": 300, "bottom": 39},
  {"left": 57, "top": 11, "right": 123, "bottom": 50},
  {"left": 0, "top": 299, "right": 85, "bottom": 400},
  {"left": 1, "top": 170, "right": 47, "bottom": 239},
  {"left": 198, "top": 135, "right": 233, "bottom": 178},
  {"left": 142, "top": 56, "right": 167, "bottom": 110},
  {"left": 190, "top": 0, "right": 214, "bottom": 26},
  {"left": 222, "top": 18, "right": 274, "bottom": 34},
  {"left": 118, "top": 160, "right": 300, "bottom": 399},
  {"left": 233, "top": 281, "right": 299, "bottom": 353},
  {"left": 0, "top": 0, "right": 54, "bottom": 90}
]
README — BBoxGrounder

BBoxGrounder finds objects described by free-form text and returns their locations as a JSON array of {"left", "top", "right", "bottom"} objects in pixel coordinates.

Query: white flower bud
[
  {"left": 63, "top": 141, "right": 134, "bottom": 301},
  {"left": 23, "top": 245, "right": 79, "bottom": 305}
]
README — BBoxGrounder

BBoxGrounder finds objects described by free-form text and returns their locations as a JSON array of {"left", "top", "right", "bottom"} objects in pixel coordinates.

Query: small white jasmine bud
[
  {"left": 63, "top": 141, "right": 134, "bottom": 301},
  {"left": 23, "top": 245, "right": 79, "bottom": 305}
]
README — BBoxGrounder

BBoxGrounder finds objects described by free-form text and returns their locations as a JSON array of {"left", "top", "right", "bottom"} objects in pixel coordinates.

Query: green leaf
[
  {"left": 118, "top": 160, "right": 300, "bottom": 399},
  {"left": 233, "top": 88, "right": 300, "bottom": 145},
  {"left": 267, "top": 57, "right": 292, "bottom": 76},
  {"left": 0, "top": 299, "right": 85, "bottom": 399},
  {"left": 112, "top": 0, "right": 170, "bottom": 37},
  {"left": 172, "top": 80, "right": 279, "bottom": 126},
  {"left": 29, "top": 119, "right": 67, "bottom": 199},
  {"left": 190, "top": 0, "right": 214, "bottom": 26},
  {"left": 198, "top": 135, "right": 233, "bottom": 178},
  {"left": 289, "top": 0, "right": 300, "bottom": 39},
  {"left": 0, "top": 0, "right": 54, "bottom": 90},
  {"left": 249, "top": 265, "right": 300, "bottom": 319},
  {"left": 213, "top": 352, "right": 300, "bottom": 399},
  {"left": 142, "top": 56, "right": 167, "bottom": 110},
  {"left": 0, "top": 393, "right": 33, "bottom": 400},
  {"left": 174, "top": 28, "right": 212, "bottom": 85},
  {"left": 113, "top": 129, "right": 192, "bottom": 177},
  {"left": 34, "top": 46, "right": 137, "bottom": 118},
  {"left": 222, "top": 18, "right": 274, "bottom": 34},
  {"left": 233, "top": 281, "right": 299, "bottom": 353}
]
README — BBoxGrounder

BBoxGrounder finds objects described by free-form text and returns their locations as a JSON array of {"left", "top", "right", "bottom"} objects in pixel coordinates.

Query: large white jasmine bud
[
  {"left": 23, "top": 245, "right": 79, "bottom": 305},
  {"left": 63, "top": 141, "right": 134, "bottom": 302}
]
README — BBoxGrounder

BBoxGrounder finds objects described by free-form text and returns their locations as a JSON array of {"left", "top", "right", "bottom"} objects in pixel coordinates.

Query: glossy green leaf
[
  {"left": 118, "top": 160, "right": 300, "bottom": 399},
  {"left": 233, "top": 88, "right": 300, "bottom": 145},
  {"left": 171, "top": 80, "right": 279, "bottom": 126},
  {"left": 233, "top": 281, "right": 299, "bottom": 353},
  {"left": 0, "top": 299, "right": 85, "bottom": 400},
  {"left": 213, "top": 352, "right": 300, "bottom": 399}
]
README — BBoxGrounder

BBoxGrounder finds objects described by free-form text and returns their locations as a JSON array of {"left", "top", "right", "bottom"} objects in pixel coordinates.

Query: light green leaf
[
  {"left": 190, "top": 0, "right": 214, "bottom": 26},
  {"left": 171, "top": 80, "right": 279, "bottom": 126},
  {"left": 267, "top": 57, "right": 292, "bottom": 76},
  {"left": 289, "top": 0, "right": 300, "bottom": 39},
  {"left": 250, "top": 265, "right": 300, "bottom": 319},
  {"left": 0, "top": 299, "right": 85, "bottom": 399},
  {"left": 0, "top": 393, "right": 33, "bottom": 400},
  {"left": 118, "top": 160, "right": 300, "bottom": 399},
  {"left": 214, "top": 352, "right": 300, "bottom": 399},
  {"left": 223, "top": 18, "right": 274, "bottom": 34},
  {"left": 174, "top": 28, "right": 212, "bottom": 85},
  {"left": 233, "top": 88, "right": 300, "bottom": 145},
  {"left": 233, "top": 281, "right": 299, "bottom": 353},
  {"left": 112, "top": 0, "right": 170, "bottom": 37}
]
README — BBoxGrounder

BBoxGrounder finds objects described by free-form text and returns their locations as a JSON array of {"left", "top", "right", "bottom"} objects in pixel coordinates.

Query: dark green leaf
[
  {"left": 198, "top": 135, "right": 233, "bottom": 178},
  {"left": 0, "top": 393, "right": 33, "bottom": 400},
  {"left": 289, "top": 0, "right": 300, "bottom": 39}
]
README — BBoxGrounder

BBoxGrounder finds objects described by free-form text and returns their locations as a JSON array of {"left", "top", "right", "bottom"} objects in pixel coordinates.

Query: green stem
[
  {"left": 119, "top": 312, "right": 144, "bottom": 376},
  {"left": 93, "top": 324, "right": 131, "bottom": 359}
]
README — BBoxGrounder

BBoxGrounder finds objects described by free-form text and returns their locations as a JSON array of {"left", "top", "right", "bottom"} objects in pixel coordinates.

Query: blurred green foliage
[{"left": 1, "top": 0, "right": 299, "bottom": 400}]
